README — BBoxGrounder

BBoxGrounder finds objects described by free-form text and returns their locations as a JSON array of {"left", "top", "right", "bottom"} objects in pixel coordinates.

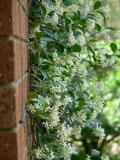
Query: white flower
[
  {"left": 55, "top": 95, "right": 61, "bottom": 100},
  {"left": 72, "top": 126, "right": 82, "bottom": 139},
  {"left": 28, "top": 104, "right": 36, "bottom": 113},
  {"left": 86, "top": 155, "right": 91, "bottom": 160},
  {"left": 55, "top": 0, "right": 64, "bottom": 15},
  {"left": 78, "top": 64, "right": 88, "bottom": 75},
  {"left": 109, "top": 57, "right": 115, "bottom": 65},
  {"left": 81, "top": 5, "right": 90, "bottom": 18},
  {"left": 35, "top": 148, "right": 44, "bottom": 159},
  {"left": 68, "top": 31, "right": 76, "bottom": 46},
  {"left": 53, "top": 51, "right": 59, "bottom": 60},
  {"left": 42, "top": 121, "right": 51, "bottom": 129},
  {"left": 66, "top": 56, "right": 74, "bottom": 65},
  {"left": 102, "top": 155, "right": 109, "bottom": 160},
  {"left": 50, "top": 82, "right": 67, "bottom": 93},
  {"left": 54, "top": 100, "right": 63, "bottom": 108},
  {"left": 58, "top": 123, "right": 72, "bottom": 139},
  {"left": 52, "top": 13, "right": 59, "bottom": 25},
  {"left": 88, "top": 20, "right": 95, "bottom": 31},
  {"left": 100, "top": 30, "right": 111, "bottom": 40},
  {"left": 82, "top": 80, "right": 89, "bottom": 90},
  {"left": 50, "top": 107, "right": 60, "bottom": 128},
  {"left": 91, "top": 149, "right": 100, "bottom": 156},
  {"left": 102, "top": 5, "right": 110, "bottom": 14},
  {"left": 63, "top": 95, "right": 72, "bottom": 105},
  {"left": 34, "top": 26, "right": 40, "bottom": 32},
  {"left": 50, "top": 85, "right": 61, "bottom": 93},
  {"left": 77, "top": 34, "right": 86, "bottom": 46},
  {"left": 45, "top": 97, "right": 51, "bottom": 105},
  {"left": 49, "top": 151, "right": 55, "bottom": 159},
  {"left": 41, "top": 40, "right": 47, "bottom": 48},
  {"left": 72, "top": 111, "right": 86, "bottom": 127},
  {"left": 62, "top": 142, "right": 77, "bottom": 159},
  {"left": 67, "top": 143, "right": 77, "bottom": 155},
  {"left": 92, "top": 110, "right": 98, "bottom": 118},
  {"left": 94, "top": 124, "right": 105, "bottom": 141}
]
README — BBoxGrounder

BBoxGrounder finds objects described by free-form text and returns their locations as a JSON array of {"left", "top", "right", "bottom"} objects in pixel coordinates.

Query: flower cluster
[{"left": 29, "top": 0, "right": 116, "bottom": 159}]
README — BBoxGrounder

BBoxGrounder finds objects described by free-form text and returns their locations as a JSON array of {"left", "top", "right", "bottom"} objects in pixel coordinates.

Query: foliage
[
  {"left": 71, "top": 40, "right": 120, "bottom": 160},
  {"left": 28, "top": 0, "right": 118, "bottom": 160}
]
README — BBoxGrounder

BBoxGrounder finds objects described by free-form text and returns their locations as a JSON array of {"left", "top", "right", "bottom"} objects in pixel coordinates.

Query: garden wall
[{"left": 0, "top": 0, "right": 30, "bottom": 159}]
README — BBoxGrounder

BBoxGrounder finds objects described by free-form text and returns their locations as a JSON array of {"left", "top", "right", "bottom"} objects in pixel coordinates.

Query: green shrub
[{"left": 28, "top": 0, "right": 118, "bottom": 159}]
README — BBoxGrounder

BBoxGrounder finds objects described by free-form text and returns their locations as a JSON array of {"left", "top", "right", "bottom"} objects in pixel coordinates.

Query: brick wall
[{"left": 0, "top": 0, "right": 30, "bottom": 159}]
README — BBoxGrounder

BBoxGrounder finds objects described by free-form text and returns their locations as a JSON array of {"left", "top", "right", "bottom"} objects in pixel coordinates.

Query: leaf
[
  {"left": 35, "top": 32, "right": 41, "bottom": 39},
  {"left": 76, "top": 97, "right": 85, "bottom": 107},
  {"left": 94, "top": 1, "right": 102, "bottom": 10},
  {"left": 57, "top": 44, "right": 65, "bottom": 54},
  {"left": 71, "top": 44, "right": 81, "bottom": 52},
  {"left": 87, "top": 45, "right": 97, "bottom": 62},
  {"left": 28, "top": 91, "right": 37, "bottom": 101},
  {"left": 40, "top": 69, "right": 48, "bottom": 79},
  {"left": 65, "top": 17, "right": 72, "bottom": 25},
  {"left": 110, "top": 43, "right": 117, "bottom": 52},
  {"left": 95, "top": 24, "right": 101, "bottom": 31},
  {"left": 37, "top": 95, "right": 46, "bottom": 105}
]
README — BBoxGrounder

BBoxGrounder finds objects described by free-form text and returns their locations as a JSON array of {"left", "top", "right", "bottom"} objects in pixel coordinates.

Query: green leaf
[
  {"left": 28, "top": 91, "right": 37, "bottom": 101},
  {"left": 71, "top": 44, "right": 81, "bottom": 52},
  {"left": 94, "top": 1, "right": 102, "bottom": 10},
  {"left": 110, "top": 43, "right": 117, "bottom": 52},
  {"left": 65, "top": 17, "right": 72, "bottom": 25},
  {"left": 35, "top": 31, "right": 42, "bottom": 39},
  {"left": 37, "top": 95, "right": 46, "bottom": 105},
  {"left": 57, "top": 44, "right": 64, "bottom": 54},
  {"left": 87, "top": 45, "right": 97, "bottom": 62},
  {"left": 95, "top": 24, "right": 101, "bottom": 31}
]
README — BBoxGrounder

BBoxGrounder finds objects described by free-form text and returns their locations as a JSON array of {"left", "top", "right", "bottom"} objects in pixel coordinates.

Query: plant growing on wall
[{"left": 28, "top": 0, "right": 118, "bottom": 159}]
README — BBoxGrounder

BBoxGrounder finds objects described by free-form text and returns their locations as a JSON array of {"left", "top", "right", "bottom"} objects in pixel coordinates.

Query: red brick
[
  {"left": 0, "top": 41, "right": 14, "bottom": 82},
  {"left": 19, "top": 0, "right": 29, "bottom": 15},
  {"left": 20, "top": 8, "right": 28, "bottom": 40},
  {"left": 23, "top": 118, "right": 31, "bottom": 160},
  {"left": 0, "top": 41, "right": 20, "bottom": 82},
  {"left": 0, "top": 0, "right": 21, "bottom": 36},
  {"left": 22, "top": 74, "right": 29, "bottom": 109},
  {"left": 0, "top": 0, "right": 29, "bottom": 159},
  {"left": 0, "top": 0, "right": 29, "bottom": 40},
  {"left": 0, "top": 84, "right": 22, "bottom": 128},
  {"left": 14, "top": 41, "right": 23, "bottom": 80},
  {"left": 28, "top": 0, "right": 32, "bottom": 10},
  {"left": 21, "top": 42, "right": 29, "bottom": 74},
  {"left": 0, "top": 76, "right": 28, "bottom": 128},
  {"left": 0, "top": 126, "right": 28, "bottom": 160},
  {"left": 17, "top": 125, "right": 28, "bottom": 160},
  {"left": 0, "top": 41, "right": 28, "bottom": 83},
  {"left": 0, "top": 132, "right": 18, "bottom": 160}
]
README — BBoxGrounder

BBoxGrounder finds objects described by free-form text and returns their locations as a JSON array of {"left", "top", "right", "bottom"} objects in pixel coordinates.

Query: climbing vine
[{"left": 28, "top": 0, "right": 118, "bottom": 159}]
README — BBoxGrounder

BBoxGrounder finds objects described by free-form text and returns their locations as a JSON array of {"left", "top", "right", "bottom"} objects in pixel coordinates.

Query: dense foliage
[
  {"left": 28, "top": 0, "right": 119, "bottom": 160},
  {"left": 71, "top": 41, "right": 120, "bottom": 160}
]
